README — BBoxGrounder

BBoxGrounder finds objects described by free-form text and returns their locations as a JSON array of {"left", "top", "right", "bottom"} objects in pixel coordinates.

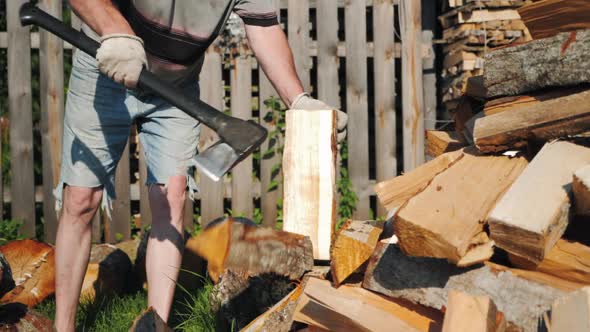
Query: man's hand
[
  {"left": 96, "top": 34, "right": 147, "bottom": 89},
  {"left": 290, "top": 92, "right": 348, "bottom": 143}
]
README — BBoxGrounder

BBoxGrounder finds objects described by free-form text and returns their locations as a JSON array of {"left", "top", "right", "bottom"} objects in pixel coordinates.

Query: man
[{"left": 55, "top": 0, "right": 347, "bottom": 330}]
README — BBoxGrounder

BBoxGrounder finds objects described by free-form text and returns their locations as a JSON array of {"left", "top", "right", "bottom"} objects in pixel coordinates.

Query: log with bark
[
  {"left": 574, "top": 164, "right": 590, "bottom": 217},
  {"left": 330, "top": 220, "right": 384, "bottom": 287},
  {"left": 549, "top": 286, "right": 590, "bottom": 331},
  {"left": 0, "top": 253, "right": 14, "bottom": 299},
  {"left": 295, "top": 277, "right": 443, "bottom": 332},
  {"left": 489, "top": 141, "right": 590, "bottom": 264},
  {"left": 442, "top": 290, "right": 505, "bottom": 332},
  {"left": 0, "top": 240, "right": 55, "bottom": 307},
  {"left": 80, "top": 244, "right": 133, "bottom": 301},
  {"left": 473, "top": 89, "right": 590, "bottom": 153},
  {"left": 375, "top": 149, "right": 464, "bottom": 213},
  {"left": 0, "top": 303, "right": 53, "bottom": 332},
  {"left": 396, "top": 148, "right": 528, "bottom": 266},
  {"left": 362, "top": 238, "right": 565, "bottom": 332},
  {"left": 128, "top": 307, "right": 172, "bottom": 332},
  {"left": 186, "top": 217, "right": 313, "bottom": 283},
  {"left": 483, "top": 30, "right": 590, "bottom": 98},
  {"left": 282, "top": 109, "right": 337, "bottom": 260}
]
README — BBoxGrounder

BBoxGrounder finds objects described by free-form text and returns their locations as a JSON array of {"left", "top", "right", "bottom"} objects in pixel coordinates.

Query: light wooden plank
[
  {"left": 489, "top": 141, "right": 590, "bottom": 264},
  {"left": 442, "top": 290, "right": 501, "bottom": 332},
  {"left": 39, "top": 0, "right": 64, "bottom": 243},
  {"left": 283, "top": 110, "right": 337, "bottom": 260},
  {"left": 550, "top": 286, "right": 590, "bottom": 331},
  {"left": 400, "top": 0, "right": 425, "bottom": 171},
  {"left": 106, "top": 141, "right": 131, "bottom": 243},
  {"left": 345, "top": 0, "right": 370, "bottom": 219},
  {"left": 230, "top": 56, "right": 253, "bottom": 218},
  {"left": 198, "top": 49, "right": 225, "bottom": 227},
  {"left": 138, "top": 141, "right": 152, "bottom": 227},
  {"left": 373, "top": 0, "right": 396, "bottom": 218},
  {"left": 258, "top": 1, "right": 281, "bottom": 229},
  {"left": 7, "top": 0, "right": 36, "bottom": 236},
  {"left": 288, "top": 0, "right": 311, "bottom": 91}
]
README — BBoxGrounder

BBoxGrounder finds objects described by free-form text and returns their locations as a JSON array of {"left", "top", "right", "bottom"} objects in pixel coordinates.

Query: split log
[
  {"left": 282, "top": 109, "right": 337, "bottom": 260},
  {"left": 210, "top": 270, "right": 296, "bottom": 332},
  {"left": 0, "top": 303, "right": 53, "bottom": 332},
  {"left": 486, "top": 261, "right": 585, "bottom": 292},
  {"left": 574, "top": 165, "right": 590, "bottom": 216},
  {"left": 241, "top": 284, "right": 303, "bottom": 332},
  {"left": 0, "top": 252, "right": 15, "bottom": 299},
  {"left": 550, "top": 286, "right": 590, "bottom": 331},
  {"left": 295, "top": 277, "right": 443, "bottom": 332},
  {"left": 483, "top": 30, "right": 590, "bottom": 98},
  {"left": 425, "top": 131, "right": 467, "bottom": 158},
  {"left": 489, "top": 141, "right": 590, "bottom": 264},
  {"left": 508, "top": 239, "right": 590, "bottom": 285},
  {"left": 396, "top": 148, "right": 528, "bottom": 266},
  {"left": 363, "top": 239, "right": 565, "bottom": 332},
  {"left": 186, "top": 217, "right": 313, "bottom": 283},
  {"left": 81, "top": 244, "right": 133, "bottom": 301},
  {"left": 442, "top": 290, "right": 504, "bottom": 332},
  {"left": 330, "top": 220, "right": 384, "bottom": 287},
  {"left": 128, "top": 307, "right": 172, "bottom": 332},
  {"left": 473, "top": 89, "right": 590, "bottom": 153},
  {"left": 375, "top": 149, "right": 464, "bottom": 213},
  {"left": 518, "top": 0, "right": 590, "bottom": 40},
  {"left": 0, "top": 240, "right": 55, "bottom": 307}
]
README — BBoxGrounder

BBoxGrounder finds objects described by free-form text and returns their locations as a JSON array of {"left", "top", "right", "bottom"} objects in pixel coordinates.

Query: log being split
[
  {"left": 442, "top": 290, "right": 504, "bottom": 332},
  {"left": 282, "top": 109, "right": 337, "bottom": 260},
  {"left": 0, "top": 240, "right": 55, "bottom": 307},
  {"left": 473, "top": 89, "right": 590, "bottom": 153},
  {"left": 396, "top": 148, "right": 528, "bottom": 266},
  {"left": 363, "top": 239, "right": 565, "bottom": 332},
  {"left": 489, "top": 141, "right": 590, "bottom": 264},
  {"left": 186, "top": 217, "right": 313, "bottom": 283},
  {"left": 330, "top": 220, "right": 384, "bottom": 287},
  {"left": 483, "top": 30, "right": 590, "bottom": 98},
  {"left": 573, "top": 164, "right": 590, "bottom": 216}
]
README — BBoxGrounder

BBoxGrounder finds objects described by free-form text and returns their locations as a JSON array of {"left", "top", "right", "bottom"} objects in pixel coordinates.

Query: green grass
[{"left": 34, "top": 281, "right": 217, "bottom": 332}]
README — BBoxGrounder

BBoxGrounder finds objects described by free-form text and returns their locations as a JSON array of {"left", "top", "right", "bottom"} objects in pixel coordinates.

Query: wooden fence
[{"left": 1, "top": 0, "right": 436, "bottom": 243}]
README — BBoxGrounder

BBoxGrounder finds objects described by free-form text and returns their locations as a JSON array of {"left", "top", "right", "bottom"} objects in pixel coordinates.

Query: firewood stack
[{"left": 440, "top": 0, "right": 536, "bottom": 114}]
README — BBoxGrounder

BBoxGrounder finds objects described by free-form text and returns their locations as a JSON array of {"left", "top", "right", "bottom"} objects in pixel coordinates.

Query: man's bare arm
[
  {"left": 69, "top": 0, "right": 134, "bottom": 36},
  {"left": 245, "top": 24, "right": 304, "bottom": 106}
]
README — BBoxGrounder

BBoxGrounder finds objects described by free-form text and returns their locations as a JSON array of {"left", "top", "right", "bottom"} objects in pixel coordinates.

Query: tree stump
[
  {"left": 128, "top": 307, "right": 172, "bottom": 332},
  {"left": 0, "top": 303, "right": 53, "bottom": 331},
  {"left": 80, "top": 244, "right": 133, "bottom": 301}
]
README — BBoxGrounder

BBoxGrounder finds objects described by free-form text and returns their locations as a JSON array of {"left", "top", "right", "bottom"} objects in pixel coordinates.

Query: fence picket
[
  {"left": 288, "top": 0, "right": 311, "bottom": 92},
  {"left": 198, "top": 49, "right": 225, "bottom": 227},
  {"left": 373, "top": 0, "right": 396, "bottom": 218},
  {"left": 316, "top": 0, "right": 339, "bottom": 108},
  {"left": 345, "top": 0, "right": 370, "bottom": 219},
  {"left": 106, "top": 141, "right": 131, "bottom": 242},
  {"left": 230, "top": 56, "right": 253, "bottom": 218}
]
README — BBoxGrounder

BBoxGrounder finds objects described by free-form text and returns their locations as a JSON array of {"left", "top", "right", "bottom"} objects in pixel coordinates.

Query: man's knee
[{"left": 62, "top": 185, "right": 103, "bottom": 218}]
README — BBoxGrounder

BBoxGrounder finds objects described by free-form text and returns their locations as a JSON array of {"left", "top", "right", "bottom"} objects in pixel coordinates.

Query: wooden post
[
  {"left": 288, "top": 0, "right": 310, "bottom": 91},
  {"left": 138, "top": 141, "right": 152, "bottom": 228},
  {"left": 230, "top": 55, "right": 253, "bottom": 218},
  {"left": 373, "top": 0, "right": 396, "bottom": 218},
  {"left": 422, "top": 2, "right": 437, "bottom": 131},
  {"left": 39, "top": 0, "right": 64, "bottom": 243},
  {"left": 345, "top": 0, "right": 370, "bottom": 219},
  {"left": 259, "top": 0, "right": 281, "bottom": 229},
  {"left": 199, "top": 49, "right": 225, "bottom": 226},
  {"left": 7, "top": 0, "right": 36, "bottom": 236},
  {"left": 105, "top": 141, "right": 131, "bottom": 243},
  {"left": 400, "top": 0, "right": 425, "bottom": 171}
]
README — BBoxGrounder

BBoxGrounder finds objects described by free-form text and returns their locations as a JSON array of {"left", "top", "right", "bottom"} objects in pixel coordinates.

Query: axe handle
[{"left": 19, "top": 2, "right": 266, "bottom": 154}]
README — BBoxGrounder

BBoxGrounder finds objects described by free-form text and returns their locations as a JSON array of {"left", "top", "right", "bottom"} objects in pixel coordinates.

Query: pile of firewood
[{"left": 440, "top": 0, "right": 534, "bottom": 114}]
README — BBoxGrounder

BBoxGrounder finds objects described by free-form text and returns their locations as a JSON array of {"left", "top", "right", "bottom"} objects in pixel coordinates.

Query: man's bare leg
[
  {"left": 146, "top": 175, "right": 187, "bottom": 322},
  {"left": 54, "top": 186, "right": 103, "bottom": 332}
]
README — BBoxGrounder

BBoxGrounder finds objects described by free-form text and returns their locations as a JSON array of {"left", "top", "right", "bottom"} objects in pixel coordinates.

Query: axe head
[{"left": 192, "top": 141, "right": 240, "bottom": 182}]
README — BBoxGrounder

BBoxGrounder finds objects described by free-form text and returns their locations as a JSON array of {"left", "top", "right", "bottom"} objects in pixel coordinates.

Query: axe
[{"left": 19, "top": 3, "right": 267, "bottom": 182}]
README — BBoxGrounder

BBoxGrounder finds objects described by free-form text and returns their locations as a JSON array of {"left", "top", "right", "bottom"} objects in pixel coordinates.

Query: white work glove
[
  {"left": 290, "top": 92, "right": 348, "bottom": 143},
  {"left": 96, "top": 34, "right": 147, "bottom": 89}
]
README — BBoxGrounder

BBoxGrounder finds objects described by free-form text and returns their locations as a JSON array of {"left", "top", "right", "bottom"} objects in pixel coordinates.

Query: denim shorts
[{"left": 54, "top": 50, "right": 201, "bottom": 212}]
